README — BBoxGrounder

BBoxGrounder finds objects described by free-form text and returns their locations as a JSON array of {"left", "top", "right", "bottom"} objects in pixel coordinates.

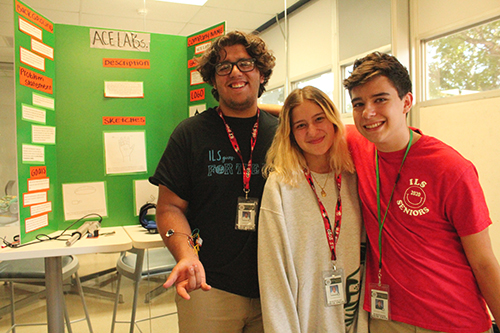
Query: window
[
  {"left": 293, "top": 72, "right": 334, "bottom": 103},
  {"left": 259, "top": 86, "right": 285, "bottom": 106},
  {"left": 424, "top": 18, "right": 500, "bottom": 100},
  {"left": 341, "top": 64, "right": 354, "bottom": 114}
]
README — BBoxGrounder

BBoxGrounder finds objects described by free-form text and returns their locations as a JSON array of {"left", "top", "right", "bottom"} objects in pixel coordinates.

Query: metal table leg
[{"left": 45, "top": 256, "right": 65, "bottom": 333}]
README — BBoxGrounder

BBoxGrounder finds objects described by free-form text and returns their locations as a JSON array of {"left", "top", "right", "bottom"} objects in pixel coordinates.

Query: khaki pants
[
  {"left": 175, "top": 287, "right": 263, "bottom": 333},
  {"left": 371, "top": 319, "right": 493, "bottom": 333}
]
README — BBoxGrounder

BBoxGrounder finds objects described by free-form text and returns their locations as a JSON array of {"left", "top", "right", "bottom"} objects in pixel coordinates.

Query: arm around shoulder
[{"left": 258, "top": 104, "right": 282, "bottom": 117}]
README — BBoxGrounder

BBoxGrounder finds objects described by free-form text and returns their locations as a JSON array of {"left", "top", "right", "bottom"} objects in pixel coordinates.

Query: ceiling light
[{"left": 155, "top": 0, "right": 208, "bottom": 5}]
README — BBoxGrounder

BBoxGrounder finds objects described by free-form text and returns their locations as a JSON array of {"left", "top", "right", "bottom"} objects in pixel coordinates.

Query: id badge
[
  {"left": 370, "top": 283, "right": 391, "bottom": 320},
  {"left": 323, "top": 268, "right": 346, "bottom": 306},
  {"left": 235, "top": 197, "right": 258, "bottom": 231}
]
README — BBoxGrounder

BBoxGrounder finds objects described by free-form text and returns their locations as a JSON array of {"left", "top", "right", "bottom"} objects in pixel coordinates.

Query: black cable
[{"left": 1, "top": 213, "right": 102, "bottom": 248}]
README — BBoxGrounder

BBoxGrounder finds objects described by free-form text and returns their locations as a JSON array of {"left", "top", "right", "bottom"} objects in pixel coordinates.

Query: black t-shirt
[{"left": 150, "top": 107, "right": 278, "bottom": 298}]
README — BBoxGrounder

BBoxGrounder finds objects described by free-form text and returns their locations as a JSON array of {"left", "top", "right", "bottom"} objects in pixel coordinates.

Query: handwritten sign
[
  {"left": 90, "top": 29, "right": 150, "bottom": 52},
  {"left": 190, "top": 88, "right": 205, "bottom": 102},
  {"left": 103, "top": 117, "right": 146, "bottom": 125},
  {"left": 30, "top": 166, "right": 47, "bottom": 179},
  {"left": 15, "top": 0, "right": 53, "bottom": 33},
  {"left": 19, "top": 66, "right": 53, "bottom": 94},
  {"left": 103, "top": 58, "right": 150, "bottom": 69},
  {"left": 188, "top": 59, "right": 197, "bottom": 68},
  {"left": 187, "top": 24, "right": 224, "bottom": 47}
]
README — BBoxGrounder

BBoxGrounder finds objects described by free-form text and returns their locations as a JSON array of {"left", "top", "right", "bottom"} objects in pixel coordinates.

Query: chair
[
  {"left": 110, "top": 247, "right": 177, "bottom": 333},
  {"left": 0, "top": 255, "right": 93, "bottom": 333}
]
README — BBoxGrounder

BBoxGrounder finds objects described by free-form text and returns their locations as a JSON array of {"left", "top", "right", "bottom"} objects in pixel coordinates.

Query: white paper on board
[
  {"left": 25, "top": 214, "right": 48, "bottom": 233},
  {"left": 31, "top": 38, "right": 54, "bottom": 59},
  {"left": 30, "top": 201, "right": 52, "bottom": 217},
  {"left": 23, "top": 191, "right": 47, "bottom": 206},
  {"left": 28, "top": 177, "right": 50, "bottom": 192},
  {"left": 19, "top": 17, "right": 42, "bottom": 40},
  {"left": 104, "top": 81, "right": 144, "bottom": 98},
  {"left": 189, "top": 104, "right": 206, "bottom": 117},
  {"left": 22, "top": 104, "right": 46, "bottom": 124},
  {"left": 134, "top": 179, "right": 158, "bottom": 215},
  {"left": 62, "top": 182, "right": 107, "bottom": 221},
  {"left": 22, "top": 144, "right": 45, "bottom": 163},
  {"left": 32, "top": 92, "right": 55, "bottom": 110},
  {"left": 32, "top": 125, "right": 56, "bottom": 144},
  {"left": 20, "top": 46, "right": 45, "bottom": 71},
  {"left": 104, "top": 131, "right": 147, "bottom": 174}
]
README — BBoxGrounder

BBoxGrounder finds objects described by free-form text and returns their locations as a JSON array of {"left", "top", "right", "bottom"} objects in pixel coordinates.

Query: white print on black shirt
[
  {"left": 396, "top": 178, "right": 430, "bottom": 216},
  {"left": 207, "top": 149, "right": 261, "bottom": 177}
]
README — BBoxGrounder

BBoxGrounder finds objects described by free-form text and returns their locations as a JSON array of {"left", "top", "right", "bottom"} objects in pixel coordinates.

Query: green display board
[
  {"left": 14, "top": 0, "right": 57, "bottom": 242},
  {"left": 13, "top": 0, "right": 225, "bottom": 244},
  {"left": 53, "top": 24, "right": 187, "bottom": 229},
  {"left": 186, "top": 23, "right": 226, "bottom": 115}
]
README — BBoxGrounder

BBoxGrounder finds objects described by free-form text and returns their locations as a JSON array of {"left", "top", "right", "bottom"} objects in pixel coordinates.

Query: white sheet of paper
[
  {"left": 31, "top": 38, "right": 54, "bottom": 59},
  {"left": 22, "top": 144, "right": 45, "bottom": 163},
  {"left": 20, "top": 46, "right": 45, "bottom": 71},
  {"left": 23, "top": 191, "right": 47, "bottom": 206},
  {"left": 134, "top": 179, "right": 158, "bottom": 215},
  {"left": 190, "top": 70, "right": 204, "bottom": 85},
  {"left": 28, "top": 177, "right": 50, "bottom": 192},
  {"left": 104, "top": 131, "right": 147, "bottom": 174},
  {"left": 62, "top": 181, "right": 107, "bottom": 221},
  {"left": 32, "top": 93, "right": 54, "bottom": 110},
  {"left": 30, "top": 201, "right": 52, "bottom": 217},
  {"left": 25, "top": 214, "right": 48, "bottom": 233},
  {"left": 104, "top": 81, "right": 144, "bottom": 98},
  {"left": 32, "top": 125, "right": 56, "bottom": 144},
  {"left": 19, "top": 17, "right": 42, "bottom": 40},
  {"left": 189, "top": 103, "right": 206, "bottom": 117},
  {"left": 22, "top": 103, "right": 46, "bottom": 124}
]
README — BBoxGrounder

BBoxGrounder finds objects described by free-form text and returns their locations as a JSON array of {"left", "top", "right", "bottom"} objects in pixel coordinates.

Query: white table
[
  {"left": 122, "top": 225, "right": 164, "bottom": 249},
  {"left": 0, "top": 226, "right": 132, "bottom": 333}
]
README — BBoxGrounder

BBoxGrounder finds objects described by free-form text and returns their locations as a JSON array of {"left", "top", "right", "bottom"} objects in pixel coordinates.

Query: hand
[
  {"left": 163, "top": 257, "right": 211, "bottom": 300},
  {"left": 118, "top": 136, "right": 134, "bottom": 162}
]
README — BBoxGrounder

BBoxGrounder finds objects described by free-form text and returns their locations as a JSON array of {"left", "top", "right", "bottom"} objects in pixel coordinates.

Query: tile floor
[{"left": 0, "top": 252, "right": 179, "bottom": 333}]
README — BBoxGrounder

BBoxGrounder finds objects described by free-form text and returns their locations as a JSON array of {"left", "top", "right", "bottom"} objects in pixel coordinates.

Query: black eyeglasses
[{"left": 215, "top": 58, "right": 256, "bottom": 76}]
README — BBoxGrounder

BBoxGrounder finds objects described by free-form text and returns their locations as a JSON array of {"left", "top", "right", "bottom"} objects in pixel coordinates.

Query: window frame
[
  {"left": 421, "top": 16, "right": 500, "bottom": 103},
  {"left": 415, "top": 16, "right": 500, "bottom": 109}
]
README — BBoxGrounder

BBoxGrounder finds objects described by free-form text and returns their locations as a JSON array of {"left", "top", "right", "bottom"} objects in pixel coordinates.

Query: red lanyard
[
  {"left": 217, "top": 108, "right": 260, "bottom": 195},
  {"left": 304, "top": 169, "right": 342, "bottom": 262}
]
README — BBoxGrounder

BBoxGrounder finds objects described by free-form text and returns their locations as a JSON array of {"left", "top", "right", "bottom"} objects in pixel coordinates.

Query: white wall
[
  {"left": 0, "top": 71, "right": 19, "bottom": 242},
  {"left": 261, "top": 0, "right": 334, "bottom": 90},
  {"left": 260, "top": 0, "right": 391, "bottom": 106},
  {"left": 338, "top": 0, "right": 391, "bottom": 61},
  {"left": 0, "top": 73, "right": 17, "bottom": 193},
  {"left": 413, "top": 0, "right": 500, "bottom": 259},
  {"left": 420, "top": 97, "right": 500, "bottom": 257},
  {"left": 415, "top": 0, "right": 500, "bottom": 37}
]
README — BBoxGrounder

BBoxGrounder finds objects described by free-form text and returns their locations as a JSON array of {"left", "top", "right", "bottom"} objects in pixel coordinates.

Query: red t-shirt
[{"left": 347, "top": 125, "right": 491, "bottom": 332}]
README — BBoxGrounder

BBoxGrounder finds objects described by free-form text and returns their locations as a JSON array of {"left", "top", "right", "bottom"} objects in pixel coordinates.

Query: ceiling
[{"left": 0, "top": 0, "right": 306, "bottom": 73}]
